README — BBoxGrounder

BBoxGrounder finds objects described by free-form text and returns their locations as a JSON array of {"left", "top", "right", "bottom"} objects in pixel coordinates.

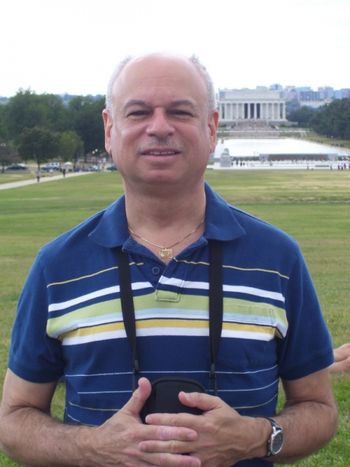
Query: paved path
[{"left": 0, "top": 171, "right": 92, "bottom": 190}]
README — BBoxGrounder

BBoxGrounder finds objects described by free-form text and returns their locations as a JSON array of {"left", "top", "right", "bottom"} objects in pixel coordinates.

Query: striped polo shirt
[{"left": 9, "top": 184, "right": 333, "bottom": 435}]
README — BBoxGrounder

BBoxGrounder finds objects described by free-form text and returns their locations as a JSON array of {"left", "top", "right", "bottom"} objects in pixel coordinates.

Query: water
[{"left": 214, "top": 138, "right": 350, "bottom": 159}]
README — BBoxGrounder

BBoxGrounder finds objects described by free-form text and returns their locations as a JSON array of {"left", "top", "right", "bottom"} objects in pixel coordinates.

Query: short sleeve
[
  {"left": 8, "top": 253, "right": 64, "bottom": 383},
  {"left": 277, "top": 249, "right": 334, "bottom": 380}
]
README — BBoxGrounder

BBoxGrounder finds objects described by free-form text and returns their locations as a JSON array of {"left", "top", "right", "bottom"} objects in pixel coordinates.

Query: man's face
[{"left": 103, "top": 54, "right": 219, "bottom": 192}]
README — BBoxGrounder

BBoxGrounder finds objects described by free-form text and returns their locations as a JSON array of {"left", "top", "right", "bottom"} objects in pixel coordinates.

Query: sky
[{"left": 1, "top": 0, "right": 349, "bottom": 97}]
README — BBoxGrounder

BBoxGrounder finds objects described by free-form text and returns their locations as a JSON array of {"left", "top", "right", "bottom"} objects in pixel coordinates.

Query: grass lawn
[
  {"left": 0, "top": 170, "right": 349, "bottom": 466},
  {"left": 0, "top": 172, "right": 34, "bottom": 184},
  {"left": 0, "top": 171, "right": 62, "bottom": 185}
]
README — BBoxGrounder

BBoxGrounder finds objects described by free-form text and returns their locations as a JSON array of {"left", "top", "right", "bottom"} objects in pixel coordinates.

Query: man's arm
[
  {"left": 270, "top": 368, "right": 337, "bottom": 463},
  {"left": 0, "top": 370, "right": 200, "bottom": 467},
  {"left": 0, "top": 370, "right": 92, "bottom": 466},
  {"left": 329, "top": 344, "right": 350, "bottom": 374},
  {"left": 141, "top": 368, "right": 338, "bottom": 465}
]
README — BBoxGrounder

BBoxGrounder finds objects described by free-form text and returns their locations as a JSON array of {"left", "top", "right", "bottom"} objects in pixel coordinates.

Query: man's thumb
[{"left": 123, "top": 377, "right": 152, "bottom": 416}]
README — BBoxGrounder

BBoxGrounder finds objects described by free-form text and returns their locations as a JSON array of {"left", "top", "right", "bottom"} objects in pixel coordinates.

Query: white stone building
[{"left": 218, "top": 89, "right": 287, "bottom": 124}]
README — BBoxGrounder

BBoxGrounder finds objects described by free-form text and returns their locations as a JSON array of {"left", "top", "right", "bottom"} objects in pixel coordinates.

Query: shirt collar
[
  {"left": 89, "top": 196, "right": 128, "bottom": 248},
  {"left": 89, "top": 183, "right": 246, "bottom": 248},
  {"left": 204, "top": 183, "right": 246, "bottom": 241}
]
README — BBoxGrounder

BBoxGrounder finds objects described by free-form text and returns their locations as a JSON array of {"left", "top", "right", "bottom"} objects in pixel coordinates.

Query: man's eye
[
  {"left": 126, "top": 110, "right": 150, "bottom": 118},
  {"left": 170, "top": 109, "right": 193, "bottom": 118}
]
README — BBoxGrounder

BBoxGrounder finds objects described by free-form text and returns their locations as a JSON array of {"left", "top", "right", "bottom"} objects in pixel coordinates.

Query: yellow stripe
[
  {"left": 223, "top": 264, "right": 289, "bottom": 280},
  {"left": 47, "top": 262, "right": 144, "bottom": 287},
  {"left": 60, "top": 318, "right": 279, "bottom": 341},
  {"left": 174, "top": 258, "right": 210, "bottom": 266},
  {"left": 174, "top": 258, "right": 289, "bottom": 280},
  {"left": 137, "top": 318, "right": 207, "bottom": 329},
  {"left": 61, "top": 321, "right": 125, "bottom": 339},
  {"left": 224, "top": 322, "right": 276, "bottom": 335}
]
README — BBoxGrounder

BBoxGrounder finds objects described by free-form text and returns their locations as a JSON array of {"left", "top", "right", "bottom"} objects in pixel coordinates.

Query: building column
[{"left": 220, "top": 103, "right": 225, "bottom": 120}]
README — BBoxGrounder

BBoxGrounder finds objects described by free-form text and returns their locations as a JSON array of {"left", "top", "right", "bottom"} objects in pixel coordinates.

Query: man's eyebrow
[
  {"left": 170, "top": 99, "right": 197, "bottom": 107},
  {"left": 123, "top": 99, "right": 149, "bottom": 109},
  {"left": 123, "top": 99, "right": 197, "bottom": 108}
]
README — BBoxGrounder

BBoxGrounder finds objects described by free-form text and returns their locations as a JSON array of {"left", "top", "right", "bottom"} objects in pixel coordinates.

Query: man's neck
[
  {"left": 124, "top": 182, "right": 206, "bottom": 228},
  {"left": 124, "top": 183, "right": 206, "bottom": 262}
]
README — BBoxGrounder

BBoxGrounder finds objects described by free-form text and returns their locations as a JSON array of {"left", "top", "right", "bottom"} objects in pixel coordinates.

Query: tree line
[
  {"left": 0, "top": 90, "right": 106, "bottom": 170},
  {"left": 1, "top": 90, "right": 349, "bottom": 171},
  {"left": 288, "top": 98, "right": 350, "bottom": 140}
]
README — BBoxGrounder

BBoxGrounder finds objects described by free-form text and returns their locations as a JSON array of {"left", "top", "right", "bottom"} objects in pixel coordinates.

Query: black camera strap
[
  {"left": 116, "top": 239, "right": 223, "bottom": 394},
  {"left": 208, "top": 240, "right": 223, "bottom": 394}
]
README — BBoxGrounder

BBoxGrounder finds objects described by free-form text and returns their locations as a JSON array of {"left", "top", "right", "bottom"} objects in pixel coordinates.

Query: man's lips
[{"left": 140, "top": 148, "right": 181, "bottom": 156}]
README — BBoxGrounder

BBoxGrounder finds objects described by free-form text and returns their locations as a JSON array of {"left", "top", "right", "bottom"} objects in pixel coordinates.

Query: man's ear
[
  {"left": 208, "top": 110, "right": 219, "bottom": 153},
  {"left": 102, "top": 109, "right": 113, "bottom": 154}
]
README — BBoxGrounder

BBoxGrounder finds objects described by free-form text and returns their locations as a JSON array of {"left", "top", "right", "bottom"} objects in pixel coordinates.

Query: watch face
[{"left": 271, "top": 430, "right": 284, "bottom": 454}]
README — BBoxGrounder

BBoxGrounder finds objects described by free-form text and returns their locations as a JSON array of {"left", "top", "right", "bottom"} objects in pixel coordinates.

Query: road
[{"left": 0, "top": 171, "right": 93, "bottom": 190}]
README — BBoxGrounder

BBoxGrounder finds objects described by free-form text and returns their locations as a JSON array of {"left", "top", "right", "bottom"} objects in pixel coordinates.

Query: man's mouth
[{"left": 140, "top": 149, "right": 181, "bottom": 156}]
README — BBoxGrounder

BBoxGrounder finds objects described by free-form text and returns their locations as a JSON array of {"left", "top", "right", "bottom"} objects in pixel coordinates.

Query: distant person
[
  {"left": 62, "top": 167, "right": 66, "bottom": 178},
  {"left": 35, "top": 169, "right": 40, "bottom": 183},
  {"left": 329, "top": 344, "right": 350, "bottom": 374},
  {"left": 0, "top": 52, "right": 337, "bottom": 466}
]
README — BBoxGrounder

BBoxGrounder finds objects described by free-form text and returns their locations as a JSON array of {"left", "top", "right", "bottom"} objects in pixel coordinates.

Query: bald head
[{"left": 105, "top": 53, "right": 217, "bottom": 115}]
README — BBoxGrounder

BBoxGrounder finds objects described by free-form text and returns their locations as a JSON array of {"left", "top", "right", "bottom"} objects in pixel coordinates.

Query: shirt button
[{"left": 152, "top": 266, "right": 161, "bottom": 275}]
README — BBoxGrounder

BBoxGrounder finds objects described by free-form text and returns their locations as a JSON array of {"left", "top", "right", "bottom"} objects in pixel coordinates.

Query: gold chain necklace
[{"left": 128, "top": 219, "right": 204, "bottom": 259}]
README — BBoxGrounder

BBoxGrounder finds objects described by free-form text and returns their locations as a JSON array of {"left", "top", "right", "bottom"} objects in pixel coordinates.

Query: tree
[
  {"left": 59, "top": 131, "right": 84, "bottom": 168},
  {"left": 18, "top": 127, "right": 60, "bottom": 168},
  {"left": 288, "top": 106, "right": 317, "bottom": 127},
  {"left": 311, "top": 98, "right": 350, "bottom": 139},
  {"left": 286, "top": 99, "right": 300, "bottom": 117},
  {"left": 0, "top": 139, "right": 18, "bottom": 173},
  {"left": 2, "top": 92, "right": 106, "bottom": 162},
  {"left": 0, "top": 105, "right": 8, "bottom": 140},
  {"left": 4, "top": 90, "right": 69, "bottom": 142},
  {"left": 68, "top": 96, "right": 105, "bottom": 154}
]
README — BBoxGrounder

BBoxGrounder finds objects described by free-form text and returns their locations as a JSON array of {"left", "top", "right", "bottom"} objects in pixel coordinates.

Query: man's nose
[{"left": 146, "top": 109, "right": 174, "bottom": 138}]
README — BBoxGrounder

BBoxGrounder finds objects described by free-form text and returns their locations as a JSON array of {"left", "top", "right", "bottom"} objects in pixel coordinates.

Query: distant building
[{"left": 218, "top": 89, "right": 286, "bottom": 124}]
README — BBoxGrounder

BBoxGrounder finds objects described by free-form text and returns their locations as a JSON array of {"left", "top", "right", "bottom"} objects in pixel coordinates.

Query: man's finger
[
  {"left": 122, "top": 377, "right": 152, "bottom": 416},
  {"left": 178, "top": 391, "right": 222, "bottom": 412}
]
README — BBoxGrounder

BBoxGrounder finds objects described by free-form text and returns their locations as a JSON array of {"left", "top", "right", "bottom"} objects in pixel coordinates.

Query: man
[{"left": 0, "top": 53, "right": 337, "bottom": 466}]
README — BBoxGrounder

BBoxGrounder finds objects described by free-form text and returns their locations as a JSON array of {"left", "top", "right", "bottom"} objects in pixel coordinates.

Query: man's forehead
[
  {"left": 113, "top": 54, "right": 205, "bottom": 96},
  {"left": 122, "top": 53, "right": 195, "bottom": 76}
]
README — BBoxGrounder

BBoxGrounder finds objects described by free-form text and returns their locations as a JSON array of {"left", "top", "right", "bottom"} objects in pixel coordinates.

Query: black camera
[{"left": 140, "top": 377, "right": 206, "bottom": 423}]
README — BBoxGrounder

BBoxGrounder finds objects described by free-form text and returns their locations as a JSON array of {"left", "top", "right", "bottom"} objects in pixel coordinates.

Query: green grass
[
  {"left": 0, "top": 172, "right": 34, "bottom": 184},
  {"left": 0, "top": 170, "right": 349, "bottom": 466},
  {"left": 0, "top": 171, "right": 62, "bottom": 184}
]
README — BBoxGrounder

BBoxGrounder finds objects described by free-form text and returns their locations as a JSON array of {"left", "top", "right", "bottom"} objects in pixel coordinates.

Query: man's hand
[
  {"left": 0, "top": 372, "right": 200, "bottom": 467},
  {"left": 84, "top": 377, "right": 201, "bottom": 466},
  {"left": 139, "top": 391, "right": 269, "bottom": 466},
  {"left": 329, "top": 343, "right": 350, "bottom": 374}
]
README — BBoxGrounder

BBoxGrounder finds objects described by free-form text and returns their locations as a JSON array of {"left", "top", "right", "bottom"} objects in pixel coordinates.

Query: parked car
[
  {"left": 41, "top": 162, "right": 61, "bottom": 172},
  {"left": 5, "top": 164, "right": 28, "bottom": 171}
]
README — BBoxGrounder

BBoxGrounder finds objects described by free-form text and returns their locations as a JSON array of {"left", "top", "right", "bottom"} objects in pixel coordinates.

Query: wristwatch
[{"left": 264, "top": 417, "right": 284, "bottom": 457}]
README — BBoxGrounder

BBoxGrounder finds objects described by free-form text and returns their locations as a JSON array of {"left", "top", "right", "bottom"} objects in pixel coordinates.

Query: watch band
[{"left": 263, "top": 416, "right": 284, "bottom": 457}]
